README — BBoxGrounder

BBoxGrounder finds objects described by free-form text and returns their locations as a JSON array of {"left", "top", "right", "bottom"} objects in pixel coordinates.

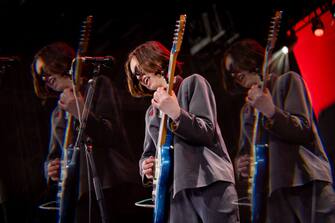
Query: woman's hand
[
  {"left": 58, "top": 88, "right": 84, "bottom": 119},
  {"left": 48, "top": 158, "right": 60, "bottom": 181},
  {"left": 151, "top": 87, "right": 181, "bottom": 121},
  {"left": 235, "top": 154, "right": 251, "bottom": 178},
  {"left": 142, "top": 156, "right": 155, "bottom": 179},
  {"left": 246, "top": 85, "right": 275, "bottom": 118}
]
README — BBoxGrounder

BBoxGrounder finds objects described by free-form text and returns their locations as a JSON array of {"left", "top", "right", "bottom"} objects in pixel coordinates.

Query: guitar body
[
  {"left": 56, "top": 15, "right": 93, "bottom": 223},
  {"left": 153, "top": 129, "right": 173, "bottom": 223},
  {"left": 251, "top": 144, "right": 268, "bottom": 223},
  {"left": 248, "top": 11, "right": 282, "bottom": 222},
  {"left": 58, "top": 147, "right": 80, "bottom": 223},
  {"left": 152, "top": 14, "right": 186, "bottom": 223}
]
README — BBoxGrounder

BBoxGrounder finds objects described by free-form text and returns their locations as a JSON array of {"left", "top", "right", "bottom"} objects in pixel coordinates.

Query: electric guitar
[
  {"left": 152, "top": 14, "right": 186, "bottom": 223},
  {"left": 249, "top": 11, "right": 282, "bottom": 223},
  {"left": 57, "top": 15, "right": 93, "bottom": 223}
]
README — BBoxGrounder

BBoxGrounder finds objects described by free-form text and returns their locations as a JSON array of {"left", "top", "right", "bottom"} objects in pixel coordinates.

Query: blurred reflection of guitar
[{"left": 248, "top": 11, "right": 282, "bottom": 223}]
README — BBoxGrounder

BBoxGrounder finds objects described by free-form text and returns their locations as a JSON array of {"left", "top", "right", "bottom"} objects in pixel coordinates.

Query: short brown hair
[
  {"left": 221, "top": 38, "right": 264, "bottom": 93},
  {"left": 31, "top": 42, "right": 75, "bottom": 99},
  {"left": 124, "top": 41, "right": 182, "bottom": 97}
]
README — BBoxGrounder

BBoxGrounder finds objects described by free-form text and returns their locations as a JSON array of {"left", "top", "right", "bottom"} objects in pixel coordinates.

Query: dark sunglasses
[
  {"left": 39, "top": 68, "right": 70, "bottom": 82},
  {"left": 38, "top": 69, "right": 51, "bottom": 81},
  {"left": 132, "top": 66, "right": 164, "bottom": 80},
  {"left": 133, "top": 66, "right": 143, "bottom": 80}
]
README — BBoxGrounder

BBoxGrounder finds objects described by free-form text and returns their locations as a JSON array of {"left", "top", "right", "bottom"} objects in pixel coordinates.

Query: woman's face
[
  {"left": 35, "top": 58, "right": 72, "bottom": 92},
  {"left": 129, "top": 56, "right": 166, "bottom": 91},
  {"left": 225, "top": 55, "right": 261, "bottom": 89}
]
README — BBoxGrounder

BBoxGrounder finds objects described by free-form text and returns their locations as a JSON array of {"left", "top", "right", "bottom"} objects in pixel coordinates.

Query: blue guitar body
[
  {"left": 249, "top": 11, "right": 282, "bottom": 222},
  {"left": 57, "top": 15, "right": 93, "bottom": 223},
  {"left": 251, "top": 144, "right": 268, "bottom": 223},
  {"left": 151, "top": 14, "right": 186, "bottom": 223},
  {"left": 153, "top": 129, "right": 173, "bottom": 223},
  {"left": 57, "top": 147, "right": 80, "bottom": 223}
]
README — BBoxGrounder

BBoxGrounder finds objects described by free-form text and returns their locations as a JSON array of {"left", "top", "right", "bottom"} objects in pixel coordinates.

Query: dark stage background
[{"left": 0, "top": 0, "right": 334, "bottom": 222}]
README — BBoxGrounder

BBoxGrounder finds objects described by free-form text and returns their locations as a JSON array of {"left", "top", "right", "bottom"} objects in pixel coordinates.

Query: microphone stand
[{"left": 73, "top": 63, "right": 109, "bottom": 223}]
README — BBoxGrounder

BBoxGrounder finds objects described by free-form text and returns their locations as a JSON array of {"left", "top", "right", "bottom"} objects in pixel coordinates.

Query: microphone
[
  {"left": 0, "top": 56, "right": 20, "bottom": 62},
  {"left": 78, "top": 56, "right": 115, "bottom": 63},
  {"left": 69, "top": 56, "right": 115, "bottom": 81}
]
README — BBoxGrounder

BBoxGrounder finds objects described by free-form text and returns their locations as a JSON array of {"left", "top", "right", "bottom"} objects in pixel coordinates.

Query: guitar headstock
[
  {"left": 172, "top": 14, "right": 187, "bottom": 54},
  {"left": 73, "top": 15, "right": 93, "bottom": 86},
  {"left": 267, "top": 11, "right": 282, "bottom": 51},
  {"left": 77, "top": 15, "right": 93, "bottom": 56}
]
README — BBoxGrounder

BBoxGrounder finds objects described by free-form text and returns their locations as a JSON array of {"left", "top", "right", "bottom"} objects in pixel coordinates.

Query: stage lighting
[
  {"left": 281, "top": 46, "right": 289, "bottom": 54},
  {"left": 311, "top": 16, "right": 325, "bottom": 37}
]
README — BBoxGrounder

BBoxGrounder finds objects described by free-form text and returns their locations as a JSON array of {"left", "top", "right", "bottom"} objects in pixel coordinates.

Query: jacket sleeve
[
  {"left": 169, "top": 74, "right": 216, "bottom": 147},
  {"left": 263, "top": 72, "right": 314, "bottom": 145},
  {"left": 47, "top": 106, "right": 65, "bottom": 158},
  {"left": 139, "top": 107, "right": 156, "bottom": 186},
  {"left": 46, "top": 107, "right": 63, "bottom": 182}
]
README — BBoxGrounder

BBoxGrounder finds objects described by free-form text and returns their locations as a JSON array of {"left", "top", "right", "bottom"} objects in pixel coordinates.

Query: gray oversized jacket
[
  {"left": 239, "top": 71, "right": 333, "bottom": 195},
  {"left": 47, "top": 75, "right": 139, "bottom": 199},
  {"left": 140, "top": 74, "right": 235, "bottom": 197}
]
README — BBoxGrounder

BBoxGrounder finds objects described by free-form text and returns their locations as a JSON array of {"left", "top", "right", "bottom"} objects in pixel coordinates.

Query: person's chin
[
  {"left": 243, "top": 81, "right": 257, "bottom": 88},
  {"left": 46, "top": 84, "right": 56, "bottom": 91},
  {"left": 53, "top": 85, "right": 62, "bottom": 92},
  {"left": 146, "top": 84, "right": 155, "bottom": 91},
  {"left": 236, "top": 81, "right": 249, "bottom": 89}
]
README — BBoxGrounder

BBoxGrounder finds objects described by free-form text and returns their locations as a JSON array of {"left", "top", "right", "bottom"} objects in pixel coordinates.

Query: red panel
[{"left": 293, "top": 11, "right": 335, "bottom": 118}]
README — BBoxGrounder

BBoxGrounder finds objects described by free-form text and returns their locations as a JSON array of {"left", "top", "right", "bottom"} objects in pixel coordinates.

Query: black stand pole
[
  {"left": 84, "top": 142, "right": 109, "bottom": 223},
  {"left": 73, "top": 63, "right": 109, "bottom": 223}
]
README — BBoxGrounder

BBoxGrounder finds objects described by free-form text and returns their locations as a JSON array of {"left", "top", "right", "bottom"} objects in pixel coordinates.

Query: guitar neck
[
  {"left": 248, "top": 10, "right": 282, "bottom": 198},
  {"left": 157, "top": 114, "right": 169, "bottom": 150},
  {"left": 63, "top": 112, "right": 74, "bottom": 150},
  {"left": 166, "top": 52, "right": 178, "bottom": 95},
  {"left": 156, "top": 55, "right": 177, "bottom": 149},
  {"left": 260, "top": 46, "right": 273, "bottom": 92},
  {"left": 152, "top": 15, "right": 186, "bottom": 223},
  {"left": 62, "top": 15, "right": 93, "bottom": 150}
]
